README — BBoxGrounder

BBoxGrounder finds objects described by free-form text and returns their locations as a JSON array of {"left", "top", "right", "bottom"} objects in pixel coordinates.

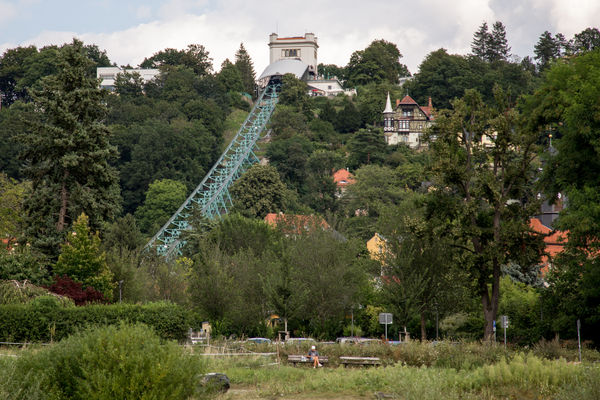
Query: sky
[{"left": 1, "top": 0, "right": 599, "bottom": 75}]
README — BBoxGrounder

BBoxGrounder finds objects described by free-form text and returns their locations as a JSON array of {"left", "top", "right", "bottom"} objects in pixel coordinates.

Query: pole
[
  {"left": 435, "top": 307, "right": 439, "bottom": 340},
  {"left": 503, "top": 323, "right": 507, "bottom": 350},
  {"left": 385, "top": 321, "right": 388, "bottom": 342},
  {"left": 351, "top": 310, "right": 354, "bottom": 337},
  {"left": 577, "top": 319, "right": 582, "bottom": 363}
]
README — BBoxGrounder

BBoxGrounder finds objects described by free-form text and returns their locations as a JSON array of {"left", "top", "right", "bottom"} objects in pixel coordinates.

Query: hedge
[{"left": 0, "top": 300, "right": 193, "bottom": 343}]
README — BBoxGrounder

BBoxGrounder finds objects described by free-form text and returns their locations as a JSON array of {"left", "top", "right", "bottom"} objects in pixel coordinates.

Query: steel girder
[{"left": 145, "top": 82, "right": 281, "bottom": 257}]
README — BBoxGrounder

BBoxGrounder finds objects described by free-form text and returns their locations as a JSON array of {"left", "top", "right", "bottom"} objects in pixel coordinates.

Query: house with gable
[
  {"left": 332, "top": 168, "right": 355, "bottom": 196},
  {"left": 382, "top": 93, "right": 434, "bottom": 148}
]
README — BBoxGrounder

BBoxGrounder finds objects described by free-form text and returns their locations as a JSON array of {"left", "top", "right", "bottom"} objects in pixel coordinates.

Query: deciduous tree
[{"left": 426, "top": 87, "right": 543, "bottom": 341}]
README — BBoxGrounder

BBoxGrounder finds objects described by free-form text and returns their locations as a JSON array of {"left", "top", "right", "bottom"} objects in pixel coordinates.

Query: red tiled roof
[
  {"left": 398, "top": 95, "right": 418, "bottom": 105},
  {"left": 420, "top": 106, "right": 432, "bottom": 117},
  {"left": 333, "top": 169, "right": 355, "bottom": 187},
  {"left": 276, "top": 36, "right": 306, "bottom": 40}
]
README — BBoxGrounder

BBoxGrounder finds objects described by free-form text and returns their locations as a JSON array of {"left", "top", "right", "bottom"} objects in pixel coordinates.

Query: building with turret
[{"left": 382, "top": 93, "right": 434, "bottom": 148}]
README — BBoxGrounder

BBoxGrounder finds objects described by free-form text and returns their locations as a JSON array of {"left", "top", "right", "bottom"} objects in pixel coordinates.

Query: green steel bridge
[{"left": 145, "top": 80, "right": 281, "bottom": 257}]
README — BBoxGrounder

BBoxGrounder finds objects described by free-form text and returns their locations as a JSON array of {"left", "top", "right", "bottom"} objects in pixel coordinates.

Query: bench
[
  {"left": 287, "top": 354, "right": 329, "bottom": 366},
  {"left": 339, "top": 356, "right": 381, "bottom": 367}
]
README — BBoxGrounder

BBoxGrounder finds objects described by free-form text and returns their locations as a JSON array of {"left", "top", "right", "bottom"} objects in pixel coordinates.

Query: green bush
[
  {"left": 1, "top": 323, "right": 205, "bottom": 400},
  {"left": 0, "top": 301, "right": 193, "bottom": 343}
]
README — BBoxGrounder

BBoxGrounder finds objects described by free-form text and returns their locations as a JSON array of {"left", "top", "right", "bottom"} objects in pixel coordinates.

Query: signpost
[{"left": 379, "top": 313, "right": 393, "bottom": 341}]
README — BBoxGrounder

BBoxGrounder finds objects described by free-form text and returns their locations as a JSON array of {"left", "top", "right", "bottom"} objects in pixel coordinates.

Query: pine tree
[
  {"left": 20, "top": 39, "right": 121, "bottom": 257},
  {"left": 471, "top": 22, "right": 490, "bottom": 60},
  {"left": 54, "top": 213, "right": 115, "bottom": 300},
  {"left": 488, "top": 21, "right": 511, "bottom": 62},
  {"left": 234, "top": 43, "right": 257, "bottom": 97},
  {"left": 534, "top": 31, "right": 560, "bottom": 71}
]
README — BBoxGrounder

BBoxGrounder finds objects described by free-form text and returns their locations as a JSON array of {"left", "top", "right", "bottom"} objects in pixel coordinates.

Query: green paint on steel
[{"left": 145, "top": 81, "right": 281, "bottom": 257}]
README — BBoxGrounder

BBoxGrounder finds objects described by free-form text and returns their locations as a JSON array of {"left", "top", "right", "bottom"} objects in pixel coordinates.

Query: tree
[
  {"left": 114, "top": 71, "right": 144, "bottom": 98},
  {"left": 347, "top": 127, "right": 387, "bottom": 169},
  {"left": 19, "top": 39, "right": 121, "bottom": 257},
  {"left": 345, "top": 40, "right": 409, "bottom": 86},
  {"left": 230, "top": 164, "right": 288, "bottom": 219},
  {"left": 234, "top": 43, "right": 257, "bottom": 96},
  {"left": 266, "top": 135, "right": 313, "bottom": 190},
  {"left": 140, "top": 44, "right": 213, "bottom": 76},
  {"left": 488, "top": 21, "right": 511, "bottom": 62},
  {"left": 572, "top": 27, "right": 600, "bottom": 54},
  {"left": 317, "top": 63, "right": 346, "bottom": 81},
  {"left": 302, "top": 150, "right": 344, "bottom": 213},
  {"left": 380, "top": 200, "right": 463, "bottom": 340},
  {"left": 217, "top": 59, "right": 243, "bottom": 93},
  {"left": 335, "top": 98, "right": 362, "bottom": 133},
  {"left": 426, "top": 87, "right": 544, "bottom": 340},
  {"left": 471, "top": 22, "right": 490, "bottom": 60},
  {"left": 54, "top": 213, "right": 114, "bottom": 300},
  {"left": 525, "top": 50, "right": 600, "bottom": 343},
  {"left": 534, "top": 31, "right": 566, "bottom": 71},
  {"left": 0, "top": 174, "right": 29, "bottom": 246},
  {"left": 279, "top": 73, "right": 310, "bottom": 114},
  {"left": 134, "top": 179, "right": 188, "bottom": 235}
]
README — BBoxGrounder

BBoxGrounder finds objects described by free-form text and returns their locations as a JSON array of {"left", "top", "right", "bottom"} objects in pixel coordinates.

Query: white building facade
[
  {"left": 268, "top": 33, "right": 318, "bottom": 78},
  {"left": 96, "top": 67, "right": 160, "bottom": 90}
]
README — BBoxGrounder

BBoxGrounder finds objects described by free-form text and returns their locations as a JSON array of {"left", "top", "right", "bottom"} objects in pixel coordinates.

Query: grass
[
  {"left": 207, "top": 354, "right": 599, "bottom": 399},
  {"left": 2, "top": 339, "right": 599, "bottom": 399},
  {"left": 222, "top": 109, "right": 250, "bottom": 152}
]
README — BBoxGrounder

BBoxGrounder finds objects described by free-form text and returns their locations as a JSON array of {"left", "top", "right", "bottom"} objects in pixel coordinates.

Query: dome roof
[{"left": 258, "top": 59, "right": 308, "bottom": 81}]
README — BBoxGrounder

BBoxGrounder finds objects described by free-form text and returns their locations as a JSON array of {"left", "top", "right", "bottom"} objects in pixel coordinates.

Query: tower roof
[{"left": 383, "top": 92, "right": 393, "bottom": 113}]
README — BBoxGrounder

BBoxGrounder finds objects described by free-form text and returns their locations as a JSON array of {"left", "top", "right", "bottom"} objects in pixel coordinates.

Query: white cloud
[
  {"left": 543, "top": 0, "right": 600, "bottom": 36},
  {"left": 1, "top": 0, "right": 597, "bottom": 75}
]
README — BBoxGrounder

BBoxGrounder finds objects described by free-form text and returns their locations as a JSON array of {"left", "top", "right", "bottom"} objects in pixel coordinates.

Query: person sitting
[{"left": 307, "top": 345, "right": 322, "bottom": 368}]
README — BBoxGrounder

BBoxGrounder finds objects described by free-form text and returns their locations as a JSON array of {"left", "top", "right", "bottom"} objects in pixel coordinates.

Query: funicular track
[{"left": 145, "top": 81, "right": 281, "bottom": 257}]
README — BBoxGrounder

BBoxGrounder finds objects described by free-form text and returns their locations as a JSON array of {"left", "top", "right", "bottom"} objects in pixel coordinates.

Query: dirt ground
[{"left": 218, "top": 386, "right": 377, "bottom": 400}]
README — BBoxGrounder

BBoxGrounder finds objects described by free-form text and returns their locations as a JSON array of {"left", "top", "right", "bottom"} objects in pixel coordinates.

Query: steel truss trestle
[{"left": 145, "top": 81, "right": 281, "bottom": 257}]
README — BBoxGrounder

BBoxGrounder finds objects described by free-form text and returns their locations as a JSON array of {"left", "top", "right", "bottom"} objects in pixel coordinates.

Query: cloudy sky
[{"left": 1, "top": 0, "right": 599, "bottom": 75}]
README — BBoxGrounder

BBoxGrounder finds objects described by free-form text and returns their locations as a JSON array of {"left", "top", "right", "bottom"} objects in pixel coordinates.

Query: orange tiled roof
[
  {"left": 529, "top": 217, "right": 568, "bottom": 275},
  {"left": 264, "top": 213, "right": 330, "bottom": 234},
  {"left": 276, "top": 36, "right": 306, "bottom": 40},
  {"left": 333, "top": 169, "right": 355, "bottom": 188}
]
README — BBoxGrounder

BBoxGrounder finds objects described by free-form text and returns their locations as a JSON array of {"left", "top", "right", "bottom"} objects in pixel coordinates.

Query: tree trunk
[
  {"left": 420, "top": 310, "right": 427, "bottom": 341},
  {"left": 57, "top": 170, "right": 69, "bottom": 231},
  {"left": 481, "top": 258, "right": 501, "bottom": 342}
]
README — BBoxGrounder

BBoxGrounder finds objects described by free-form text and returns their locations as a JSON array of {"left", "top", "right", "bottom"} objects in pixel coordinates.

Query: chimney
[
  {"left": 396, "top": 99, "right": 400, "bottom": 106},
  {"left": 428, "top": 97, "right": 432, "bottom": 108}
]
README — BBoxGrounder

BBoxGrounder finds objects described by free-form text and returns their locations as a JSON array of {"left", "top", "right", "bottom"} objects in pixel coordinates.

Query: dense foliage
[{"left": 0, "top": 24, "right": 599, "bottom": 346}]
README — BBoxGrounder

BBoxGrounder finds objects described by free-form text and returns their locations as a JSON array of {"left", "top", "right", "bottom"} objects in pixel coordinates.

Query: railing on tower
[{"left": 145, "top": 81, "right": 281, "bottom": 257}]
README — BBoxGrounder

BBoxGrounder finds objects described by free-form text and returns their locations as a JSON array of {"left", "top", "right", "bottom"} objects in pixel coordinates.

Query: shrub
[
  {"left": 0, "top": 301, "right": 192, "bottom": 342},
  {"left": 47, "top": 275, "right": 106, "bottom": 305},
  {"left": 0, "top": 280, "right": 73, "bottom": 306},
  {"left": 2, "top": 323, "right": 206, "bottom": 400}
]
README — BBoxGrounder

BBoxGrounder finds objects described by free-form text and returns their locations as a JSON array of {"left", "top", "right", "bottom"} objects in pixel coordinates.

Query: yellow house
[{"left": 366, "top": 233, "right": 388, "bottom": 262}]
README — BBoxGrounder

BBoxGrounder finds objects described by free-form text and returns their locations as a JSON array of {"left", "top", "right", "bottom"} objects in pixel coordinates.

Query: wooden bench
[
  {"left": 287, "top": 354, "right": 329, "bottom": 366},
  {"left": 339, "top": 356, "right": 381, "bottom": 367}
]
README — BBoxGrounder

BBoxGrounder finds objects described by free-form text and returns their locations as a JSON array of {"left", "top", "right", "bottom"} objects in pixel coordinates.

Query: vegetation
[
  {"left": 0, "top": 22, "right": 599, "bottom": 389},
  {"left": 0, "top": 323, "right": 205, "bottom": 400}
]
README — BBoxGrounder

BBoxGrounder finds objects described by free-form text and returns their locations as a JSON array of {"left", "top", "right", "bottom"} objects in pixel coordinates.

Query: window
[
  {"left": 399, "top": 120, "right": 409, "bottom": 130},
  {"left": 282, "top": 49, "right": 300, "bottom": 57},
  {"left": 402, "top": 109, "right": 412, "bottom": 117}
]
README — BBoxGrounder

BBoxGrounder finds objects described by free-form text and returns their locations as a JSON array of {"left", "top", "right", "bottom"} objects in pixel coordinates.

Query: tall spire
[{"left": 383, "top": 92, "right": 393, "bottom": 113}]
